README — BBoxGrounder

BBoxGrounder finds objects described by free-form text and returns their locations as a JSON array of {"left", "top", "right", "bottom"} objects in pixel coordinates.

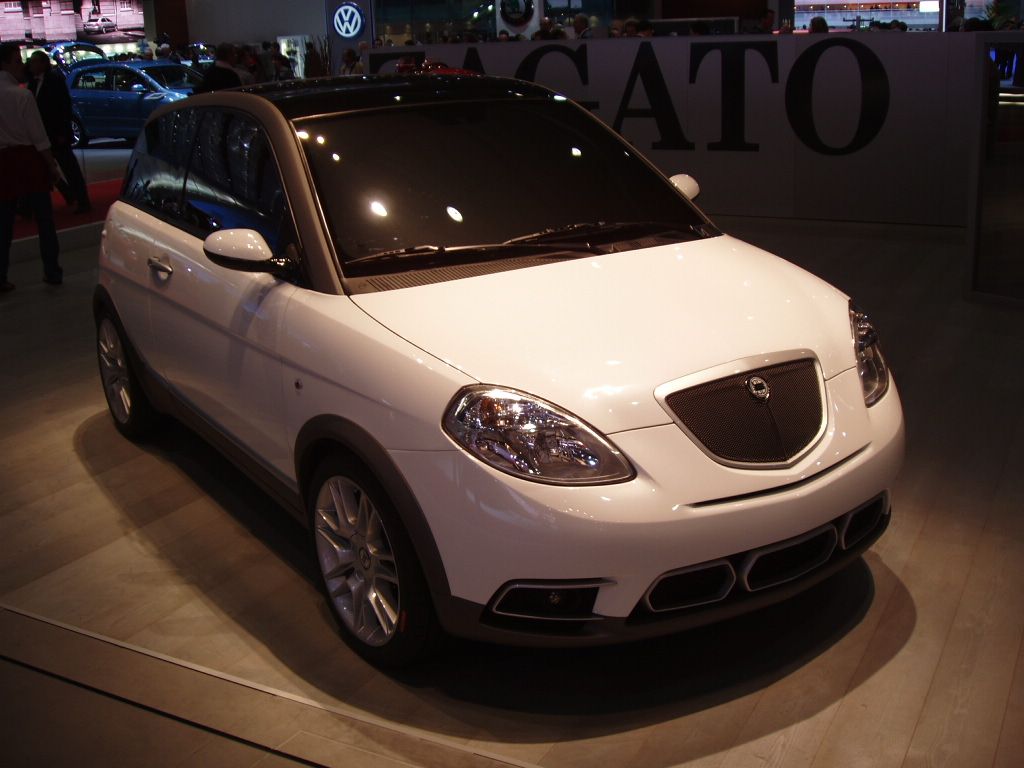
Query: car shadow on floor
[{"left": 75, "top": 410, "right": 916, "bottom": 745}]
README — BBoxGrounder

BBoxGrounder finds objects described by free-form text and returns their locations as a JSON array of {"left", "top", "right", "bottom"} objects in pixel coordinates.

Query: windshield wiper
[
  {"left": 347, "top": 240, "right": 600, "bottom": 265},
  {"left": 347, "top": 221, "right": 717, "bottom": 267},
  {"left": 505, "top": 220, "right": 716, "bottom": 245}
]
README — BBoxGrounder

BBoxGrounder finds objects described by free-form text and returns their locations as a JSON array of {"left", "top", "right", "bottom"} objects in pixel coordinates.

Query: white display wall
[{"left": 369, "top": 34, "right": 982, "bottom": 226}]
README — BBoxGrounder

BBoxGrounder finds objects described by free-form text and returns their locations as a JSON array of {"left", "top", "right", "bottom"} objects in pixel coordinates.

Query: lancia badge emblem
[{"left": 746, "top": 375, "right": 770, "bottom": 402}]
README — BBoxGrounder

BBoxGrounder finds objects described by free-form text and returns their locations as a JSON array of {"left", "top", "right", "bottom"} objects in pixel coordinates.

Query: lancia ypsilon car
[{"left": 94, "top": 76, "right": 904, "bottom": 666}]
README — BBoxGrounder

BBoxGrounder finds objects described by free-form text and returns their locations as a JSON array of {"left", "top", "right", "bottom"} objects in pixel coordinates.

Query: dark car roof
[{"left": 241, "top": 75, "right": 556, "bottom": 120}]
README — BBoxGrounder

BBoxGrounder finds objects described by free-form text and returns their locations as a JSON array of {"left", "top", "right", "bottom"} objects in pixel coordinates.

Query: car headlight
[
  {"left": 443, "top": 386, "right": 634, "bottom": 485},
  {"left": 850, "top": 302, "right": 889, "bottom": 406}
]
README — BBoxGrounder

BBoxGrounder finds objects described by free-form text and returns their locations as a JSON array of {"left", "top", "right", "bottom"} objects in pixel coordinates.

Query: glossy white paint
[
  {"left": 104, "top": 202, "right": 298, "bottom": 477},
  {"left": 353, "top": 237, "right": 856, "bottom": 435},
  {"left": 279, "top": 289, "right": 475, "bottom": 453},
  {"left": 203, "top": 229, "right": 274, "bottom": 264},
  {"left": 669, "top": 173, "right": 701, "bottom": 200},
  {"left": 100, "top": 205, "right": 165, "bottom": 363},
  {"left": 101, "top": 199, "right": 905, "bottom": 629},
  {"left": 390, "top": 376, "right": 904, "bottom": 615}
]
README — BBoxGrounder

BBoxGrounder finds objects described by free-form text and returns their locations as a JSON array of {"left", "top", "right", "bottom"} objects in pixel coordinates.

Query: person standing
[
  {"left": 258, "top": 41, "right": 276, "bottom": 81},
  {"left": 27, "top": 51, "right": 91, "bottom": 214},
  {"left": 571, "top": 14, "right": 592, "bottom": 39},
  {"left": 0, "top": 42, "right": 62, "bottom": 293},
  {"left": 338, "top": 48, "right": 363, "bottom": 76},
  {"left": 196, "top": 43, "right": 242, "bottom": 93}
]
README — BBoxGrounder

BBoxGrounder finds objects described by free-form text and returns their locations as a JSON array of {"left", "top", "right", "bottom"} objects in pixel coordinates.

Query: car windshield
[
  {"left": 296, "top": 98, "right": 707, "bottom": 268},
  {"left": 142, "top": 64, "right": 203, "bottom": 90}
]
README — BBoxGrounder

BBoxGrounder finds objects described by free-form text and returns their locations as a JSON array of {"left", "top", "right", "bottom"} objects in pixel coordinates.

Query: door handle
[{"left": 147, "top": 256, "right": 173, "bottom": 275}]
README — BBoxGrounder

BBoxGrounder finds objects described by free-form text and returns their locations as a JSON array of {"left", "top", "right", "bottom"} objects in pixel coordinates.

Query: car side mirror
[
  {"left": 669, "top": 173, "right": 701, "bottom": 201},
  {"left": 203, "top": 229, "right": 295, "bottom": 279},
  {"left": 131, "top": 82, "right": 147, "bottom": 93}
]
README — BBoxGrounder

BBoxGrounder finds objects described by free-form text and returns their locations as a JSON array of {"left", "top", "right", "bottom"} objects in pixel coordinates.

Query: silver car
[{"left": 83, "top": 17, "right": 117, "bottom": 34}]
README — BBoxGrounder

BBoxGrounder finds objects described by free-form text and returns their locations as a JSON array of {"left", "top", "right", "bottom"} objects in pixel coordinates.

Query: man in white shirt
[{"left": 0, "top": 42, "right": 62, "bottom": 292}]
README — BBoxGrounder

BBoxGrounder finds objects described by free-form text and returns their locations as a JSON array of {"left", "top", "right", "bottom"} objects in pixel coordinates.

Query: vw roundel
[{"left": 333, "top": 2, "right": 364, "bottom": 38}]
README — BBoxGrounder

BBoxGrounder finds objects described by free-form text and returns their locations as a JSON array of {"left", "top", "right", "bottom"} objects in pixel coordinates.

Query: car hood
[{"left": 351, "top": 236, "right": 857, "bottom": 434}]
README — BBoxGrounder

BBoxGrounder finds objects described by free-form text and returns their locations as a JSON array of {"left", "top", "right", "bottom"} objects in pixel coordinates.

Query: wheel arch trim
[
  {"left": 294, "top": 415, "right": 456, "bottom": 625},
  {"left": 92, "top": 283, "right": 114, "bottom": 320}
]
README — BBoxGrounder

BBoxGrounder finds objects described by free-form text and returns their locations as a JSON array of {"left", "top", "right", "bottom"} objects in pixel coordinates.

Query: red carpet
[{"left": 12, "top": 178, "right": 122, "bottom": 241}]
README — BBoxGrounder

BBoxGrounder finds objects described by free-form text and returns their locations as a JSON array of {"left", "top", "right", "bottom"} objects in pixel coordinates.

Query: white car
[{"left": 95, "top": 76, "right": 904, "bottom": 666}]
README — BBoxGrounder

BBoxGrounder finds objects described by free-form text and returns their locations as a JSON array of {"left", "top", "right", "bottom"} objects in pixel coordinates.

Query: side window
[
  {"left": 182, "top": 109, "right": 295, "bottom": 257},
  {"left": 73, "top": 68, "right": 111, "bottom": 90},
  {"left": 121, "top": 108, "right": 200, "bottom": 219},
  {"left": 113, "top": 68, "right": 148, "bottom": 92}
]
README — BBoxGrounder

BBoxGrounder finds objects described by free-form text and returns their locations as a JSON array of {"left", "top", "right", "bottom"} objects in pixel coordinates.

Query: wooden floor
[{"left": 0, "top": 217, "right": 1022, "bottom": 768}]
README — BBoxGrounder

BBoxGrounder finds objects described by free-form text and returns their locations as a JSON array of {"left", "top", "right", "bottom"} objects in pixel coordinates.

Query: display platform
[
  {"left": 8, "top": 146, "right": 131, "bottom": 264},
  {"left": 0, "top": 220, "right": 1021, "bottom": 767},
  {"left": 10, "top": 179, "right": 120, "bottom": 242}
]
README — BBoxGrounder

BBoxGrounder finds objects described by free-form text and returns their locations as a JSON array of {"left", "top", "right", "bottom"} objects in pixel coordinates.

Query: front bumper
[
  {"left": 435, "top": 499, "right": 889, "bottom": 647},
  {"left": 390, "top": 368, "right": 905, "bottom": 645}
]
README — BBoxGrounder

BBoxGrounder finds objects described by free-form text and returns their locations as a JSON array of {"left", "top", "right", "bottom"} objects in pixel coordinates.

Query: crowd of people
[
  {"left": 953, "top": 15, "right": 1024, "bottom": 31},
  {"left": 193, "top": 42, "right": 298, "bottom": 91},
  {"left": 372, "top": 6, "right": 1024, "bottom": 44},
  {"left": 100, "top": 38, "right": 301, "bottom": 84}
]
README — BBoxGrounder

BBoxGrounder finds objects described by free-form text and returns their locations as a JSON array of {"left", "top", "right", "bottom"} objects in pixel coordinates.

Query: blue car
[{"left": 68, "top": 61, "right": 203, "bottom": 147}]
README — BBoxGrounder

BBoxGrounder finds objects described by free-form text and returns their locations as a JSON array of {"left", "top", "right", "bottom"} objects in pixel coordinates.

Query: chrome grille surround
[{"left": 654, "top": 349, "right": 829, "bottom": 469}]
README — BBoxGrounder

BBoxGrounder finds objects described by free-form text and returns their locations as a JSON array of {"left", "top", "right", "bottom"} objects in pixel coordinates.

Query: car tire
[
  {"left": 96, "top": 311, "right": 157, "bottom": 440},
  {"left": 71, "top": 116, "right": 88, "bottom": 149},
  {"left": 308, "top": 454, "right": 438, "bottom": 667}
]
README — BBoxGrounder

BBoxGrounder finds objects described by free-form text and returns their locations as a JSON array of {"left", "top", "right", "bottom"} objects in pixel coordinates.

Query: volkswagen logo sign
[
  {"left": 333, "top": 2, "right": 364, "bottom": 39},
  {"left": 746, "top": 376, "right": 770, "bottom": 402}
]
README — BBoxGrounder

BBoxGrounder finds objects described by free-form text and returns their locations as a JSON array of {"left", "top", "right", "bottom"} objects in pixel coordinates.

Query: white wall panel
[{"left": 367, "top": 34, "right": 983, "bottom": 226}]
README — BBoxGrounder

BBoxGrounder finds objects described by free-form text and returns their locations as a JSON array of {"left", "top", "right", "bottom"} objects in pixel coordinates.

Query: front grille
[
  {"left": 839, "top": 496, "right": 886, "bottom": 550},
  {"left": 632, "top": 495, "right": 890, "bottom": 622},
  {"left": 664, "top": 358, "right": 823, "bottom": 465},
  {"left": 740, "top": 525, "right": 838, "bottom": 592},
  {"left": 645, "top": 560, "right": 736, "bottom": 612}
]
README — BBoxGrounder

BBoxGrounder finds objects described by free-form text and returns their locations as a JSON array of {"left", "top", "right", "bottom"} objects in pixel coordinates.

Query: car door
[
  {"left": 110, "top": 108, "right": 201, "bottom": 367},
  {"left": 110, "top": 67, "right": 164, "bottom": 139},
  {"left": 69, "top": 67, "right": 113, "bottom": 137},
  {"left": 147, "top": 108, "right": 298, "bottom": 478}
]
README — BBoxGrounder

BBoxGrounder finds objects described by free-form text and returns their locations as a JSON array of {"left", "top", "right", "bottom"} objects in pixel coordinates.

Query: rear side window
[
  {"left": 121, "top": 108, "right": 200, "bottom": 218},
  {"left": 72, "top": 69, "right": 111, "bottom": 90},
  {"left": 182, "top": 109, "right": 294, "bottom": 256}
]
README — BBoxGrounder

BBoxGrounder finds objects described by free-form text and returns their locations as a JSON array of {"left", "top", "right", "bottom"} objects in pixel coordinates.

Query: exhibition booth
[{"left": 1, "top": 2, "right": 1023, "bottom": 765}]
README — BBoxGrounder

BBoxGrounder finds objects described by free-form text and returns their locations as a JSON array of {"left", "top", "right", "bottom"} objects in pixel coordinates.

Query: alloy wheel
[
  {"left": 314, "top": 476, "right": 401, "bottom": 647},
  {"left": 97, "top": 317, "right": 131, "bottom": 424}
]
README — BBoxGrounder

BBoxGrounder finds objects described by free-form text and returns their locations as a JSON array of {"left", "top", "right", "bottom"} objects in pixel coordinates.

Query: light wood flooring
[{"left": 0, "top": 217, "right": 1021, "bottom": 768}]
